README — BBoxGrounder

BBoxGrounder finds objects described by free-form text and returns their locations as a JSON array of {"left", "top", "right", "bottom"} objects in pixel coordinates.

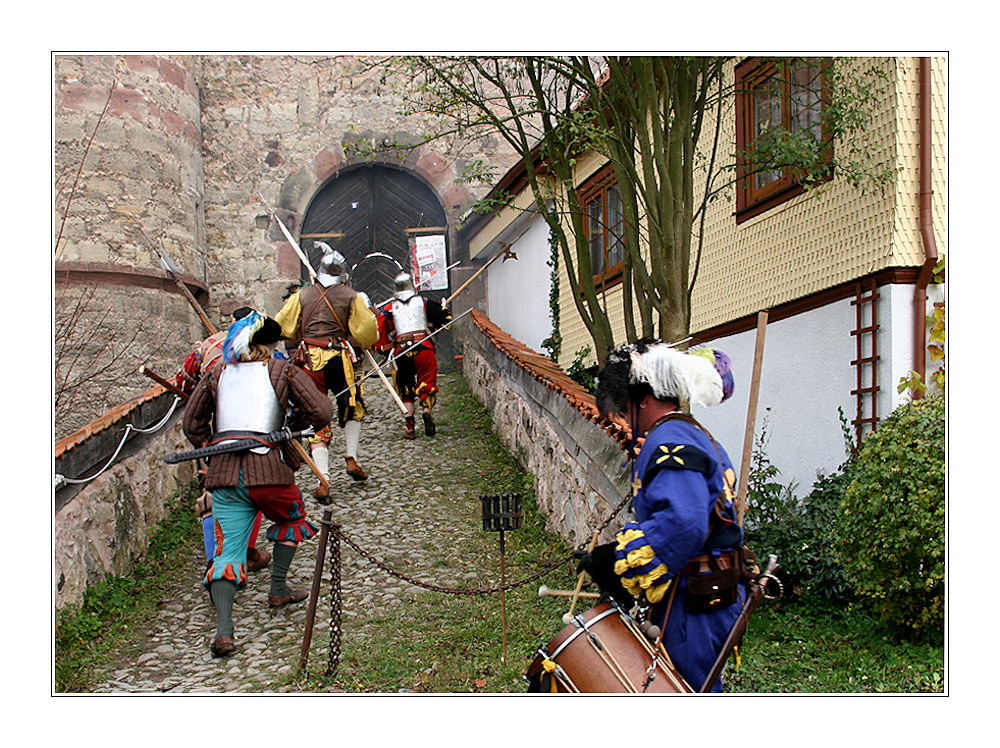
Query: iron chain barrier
[{"left": 320, "top": 491, "right": 632, "bottom": 675}]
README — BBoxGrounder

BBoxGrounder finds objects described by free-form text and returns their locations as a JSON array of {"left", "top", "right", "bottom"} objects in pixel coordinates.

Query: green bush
[
  {"left": 744, "top": 458, "right": 855, "bottom": 611},
  {"left": 834, "top": 395, "right": 945, "bottom": 639}
]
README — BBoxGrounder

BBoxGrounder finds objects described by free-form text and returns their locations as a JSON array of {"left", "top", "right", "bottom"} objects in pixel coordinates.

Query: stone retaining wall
[
  {"left": 54, "top": 401, "right": 196, "bottom": 611},
  {"left": 459, "top": 324, "right": 631, "bottom": 549}
]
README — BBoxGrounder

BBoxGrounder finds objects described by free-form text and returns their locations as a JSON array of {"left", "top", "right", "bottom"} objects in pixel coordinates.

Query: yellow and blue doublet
[{"left": 616, "top": 414, "right": 746, "bottom": 692}]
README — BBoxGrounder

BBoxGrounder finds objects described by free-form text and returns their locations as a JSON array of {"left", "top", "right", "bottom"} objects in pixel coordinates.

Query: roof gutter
[{"left": 913, "top": 56, "right": 939, "bottom": 399}]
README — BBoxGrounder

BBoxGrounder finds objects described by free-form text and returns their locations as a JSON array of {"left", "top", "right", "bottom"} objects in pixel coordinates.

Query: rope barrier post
[
  {"left": 480, "top": 493, "right": 522, "bottom": 666},
  {"left": 299, "top": 508, "right": 333, "bottom": 673}
]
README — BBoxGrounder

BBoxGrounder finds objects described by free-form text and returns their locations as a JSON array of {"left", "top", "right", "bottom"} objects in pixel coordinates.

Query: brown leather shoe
[
  {"left": 211, "top": 635, "right": 236, "bottom": 658},
  {"left": 246, "top": 547, "right": 271, "bottom": 572},
  {"left": 404, "top": 428, "right": 416, "bottom": 440},
  {"left": 345, "top": 456, "right": 368, "bottom": 481},
  {"left": 268, "top": 588, "right": 309, "bottom": 608},
  {"left": 313, "top": 482, "right": 331, "bottom": 503},
  {"left": 422, "top": 411, "right": 436, "bottom": 437}
]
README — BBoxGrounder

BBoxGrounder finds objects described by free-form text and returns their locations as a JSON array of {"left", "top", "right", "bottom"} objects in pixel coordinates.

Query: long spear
[
  {"left": 257, "top": 192, "right": 407, "bottom": 414},
  {"left": 445, "top": 242, "right": 517, "bottom": 306},
  {"left": 128, "top": 217, "right": 218, "bottom": 335}
]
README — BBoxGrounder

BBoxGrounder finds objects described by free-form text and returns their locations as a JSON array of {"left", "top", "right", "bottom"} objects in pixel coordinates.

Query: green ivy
[
  {"left": 540, "top": 227, "right": 562, "bottom": 362},
  {"left": 834, "top": 395, "right": 945, "bottom": 640}
]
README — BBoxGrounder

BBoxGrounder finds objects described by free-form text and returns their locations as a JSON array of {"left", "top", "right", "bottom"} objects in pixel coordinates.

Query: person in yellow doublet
[{"left": 275, "top": 243, "right": 378, "bottom": 495}]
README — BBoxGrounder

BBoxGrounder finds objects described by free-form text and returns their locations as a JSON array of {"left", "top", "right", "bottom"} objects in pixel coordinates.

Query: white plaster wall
[
  {"left": 485, "top": 215, "right": 552, "bottom": 352},
  {"left": 695, "top": 298, "right": 870, "bottom": 496}
]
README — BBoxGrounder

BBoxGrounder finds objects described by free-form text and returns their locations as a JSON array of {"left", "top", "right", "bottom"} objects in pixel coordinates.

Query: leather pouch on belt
[{"left": 685, "top": 567, "right": 739, "bottom": 614}]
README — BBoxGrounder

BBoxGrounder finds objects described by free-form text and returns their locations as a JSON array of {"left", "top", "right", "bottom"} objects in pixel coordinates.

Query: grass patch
[
  {"left": 728, "top": 605, "right": 945, "bottom": 693},
  {"left": 54, "top": 483, "right": 200, "bottom": 692}
]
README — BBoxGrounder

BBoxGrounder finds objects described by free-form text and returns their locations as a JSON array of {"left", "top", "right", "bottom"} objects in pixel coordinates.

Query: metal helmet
[
  {"left": 315, "top": 241, "right": 346, "bottom": 286},
  {"left": 394, "top": 272, "right": 416, "bottom": 301}
]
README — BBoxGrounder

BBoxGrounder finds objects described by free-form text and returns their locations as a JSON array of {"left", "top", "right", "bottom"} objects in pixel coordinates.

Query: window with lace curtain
[
  {"left": 735, "top": 57, "right": 832, "bottom": 223},
  {"left": 581, "top": 164, "right": 625, "bottom": 290}
]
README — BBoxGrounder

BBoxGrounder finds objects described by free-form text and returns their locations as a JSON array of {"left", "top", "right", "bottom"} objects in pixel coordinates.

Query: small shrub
[
  {"left": 566, "top": 347, "right": 596, "bottom": 392},
  {"left": 743, "top": 415, "right": 854, "bottom": 610},
  {"left": 834, "top": 394, "right": 945, "bottom": 639}
]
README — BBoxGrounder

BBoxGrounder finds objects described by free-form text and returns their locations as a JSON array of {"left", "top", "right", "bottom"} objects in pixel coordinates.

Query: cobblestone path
[{"left": 90, "top": 369, "right": 515, "bottom": 693}]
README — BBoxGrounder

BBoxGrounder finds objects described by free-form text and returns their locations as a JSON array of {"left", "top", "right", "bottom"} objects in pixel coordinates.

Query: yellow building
[{"left": 460, "top": 55, "right": 946, "bottom": 492}]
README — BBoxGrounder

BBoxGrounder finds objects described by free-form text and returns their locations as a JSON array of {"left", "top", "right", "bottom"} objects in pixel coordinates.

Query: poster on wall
[{"left": 410, "top": 234, "right": 448, "bottom": 292}]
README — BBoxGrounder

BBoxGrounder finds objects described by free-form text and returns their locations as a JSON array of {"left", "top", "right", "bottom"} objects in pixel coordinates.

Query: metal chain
[
  {"left": 325, "top": 526, "right": 342, "bottom": 676},
  {"left": 316, "top": 490, "right": 633, "bottom": 674},
  {"left": 333, "top": 526, "right": 572, "bottom": 595}
]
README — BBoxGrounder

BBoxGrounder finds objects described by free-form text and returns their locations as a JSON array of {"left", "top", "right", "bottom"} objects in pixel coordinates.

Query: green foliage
[
  {"left": 540, "top": 227, "right": 562, "bottom": 361},
  {"left": 729, "top": 605, "right": 944, "bottom": 693},
  {"left": 566, "top": 347, "right": 596, "bottom": 392},
  {"left": 55, "top": 485, "right": 199, "bottom": 692},
  {"left": 834, "top": 395, "right": 945, "bottom": 640},
  {"left": 743, "top": 420, "right": 854, "bottom": 611}
]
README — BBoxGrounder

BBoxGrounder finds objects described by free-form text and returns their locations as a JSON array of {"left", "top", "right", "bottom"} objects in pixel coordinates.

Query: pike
[
  {"left": 374, "top": 261, "right": 460, "bottom": 309},
  {"left": 129, "top": 218, "right": 218, "bottom": 335},
  {"left": 329, "top": 307, "right": 472, "bottom": 403},
  {"left": 698, "top": 554, "right": 780, "bottom": 693},
  {"left": 256, "top": 192, "right": 408, "bottom": 414},
  {"left": 139, "top": 364, "right": 189, "bottom": 401},
  {"left": 444, "top": 241, "right": 517, "bottom": 307},
  {"left": 164, "top": 427, "right": 316, "bottom": 464}
]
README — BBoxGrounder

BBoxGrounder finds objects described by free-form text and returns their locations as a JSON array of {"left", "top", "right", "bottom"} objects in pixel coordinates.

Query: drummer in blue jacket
[{"left": 578, "top": 338, "right": 746, "bottom": 692}]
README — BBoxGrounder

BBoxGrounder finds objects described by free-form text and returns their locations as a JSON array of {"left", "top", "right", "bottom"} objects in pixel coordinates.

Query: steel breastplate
[
  {"left": 215, "top": 361, "right": 285, "bottom": 453},
  {"left": 392, "top": 296, "right": 428, "bottom": 336}
]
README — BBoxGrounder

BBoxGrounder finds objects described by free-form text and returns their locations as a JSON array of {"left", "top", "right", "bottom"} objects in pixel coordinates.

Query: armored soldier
[
  {"left": 177, "top": 308, "right": 271, "bottom": 574},
  {"left": 376, "top": 272, "right": 452, "bottom": 439},
  {"left": 275, "top": 243, "right": 379, "bottom": 496},
  {"left": 182, "top": 311, "right": 334, "bottom": 658},
  {"left": 577, "top": 339, "right": 747, "bottom": 692}
]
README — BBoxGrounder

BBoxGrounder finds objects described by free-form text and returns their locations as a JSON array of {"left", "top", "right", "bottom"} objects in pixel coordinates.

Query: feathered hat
[
  {"left": 595, "top": 338, "right": 734, "bottom": 418},
  {"left": 222, "top": 309, "right": 284, "bottom": 363}
]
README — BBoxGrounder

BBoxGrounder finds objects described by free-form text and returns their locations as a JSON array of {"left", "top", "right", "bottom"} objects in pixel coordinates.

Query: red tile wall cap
[
  {"left": 470, "top": 310, "right": 631, "bottom": 448},
  {"left": 54, "top": 383, "right": 170, "bottom": 459}
]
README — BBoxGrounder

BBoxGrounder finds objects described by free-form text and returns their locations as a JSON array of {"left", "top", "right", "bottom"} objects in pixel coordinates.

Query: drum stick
[
  {"left": 538, "top": 585, "right": 599, "bottom": 599},
  {"left": 564, "top": 532, "right": 600, "bottom": 624}
]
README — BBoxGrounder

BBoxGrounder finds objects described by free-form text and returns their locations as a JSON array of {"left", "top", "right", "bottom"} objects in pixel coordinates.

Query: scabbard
[{"left": 164, "top": 427, "right": 315, "bottom": 464}]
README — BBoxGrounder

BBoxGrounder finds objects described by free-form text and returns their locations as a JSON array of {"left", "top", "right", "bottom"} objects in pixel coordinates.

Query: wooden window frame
[
  {"left": 735, "top": 57, "right": 833, "bottom": 224},
  {"left": 580, "top": 164, "right": 625, "bottom": 291}
]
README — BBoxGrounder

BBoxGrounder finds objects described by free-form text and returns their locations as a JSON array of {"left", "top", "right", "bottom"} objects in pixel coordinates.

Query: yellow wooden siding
[{"left": 551, "top": 56, "right": 946, "bottom": 368}]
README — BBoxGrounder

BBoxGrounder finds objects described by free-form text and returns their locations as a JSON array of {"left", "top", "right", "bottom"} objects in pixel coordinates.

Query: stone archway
[{"left": 299, "top": 164, "right": 448, "bottom": 304}]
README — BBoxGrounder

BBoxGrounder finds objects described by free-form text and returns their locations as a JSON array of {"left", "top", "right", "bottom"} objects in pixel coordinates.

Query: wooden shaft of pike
[
  {"left": 567, "top": 531, "right": 600, "bottom": 619},
  {"left": 299, "top": 508, "right": 333, "bottom": 672},
  {"left": 444, "top": 243, "right": 508, "bottom": 306},
  {"left": 289, "top": 439, "right": 330, "bottom": 492},
  {"left": 365, "top": 349, "right": 407, "bottom": 414},
  {"left": 174, "top": 275, "right": 217, "bottom": 335},
  {"left": 139, "top": 365, "right": 188, "bottom": 401},
  {"left": 737, "top": 310, "right": 768, "bottom": 525}
]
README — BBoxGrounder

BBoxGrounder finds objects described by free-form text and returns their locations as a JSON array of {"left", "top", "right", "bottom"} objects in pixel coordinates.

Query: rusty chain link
[{"left": 318, "top": 490, "right": 633, "bottom": 673}]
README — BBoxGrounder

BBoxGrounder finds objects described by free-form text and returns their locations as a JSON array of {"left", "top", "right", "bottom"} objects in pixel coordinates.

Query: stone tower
[{"left": 53, "top": 54, "right": 520, "bottom": 439}]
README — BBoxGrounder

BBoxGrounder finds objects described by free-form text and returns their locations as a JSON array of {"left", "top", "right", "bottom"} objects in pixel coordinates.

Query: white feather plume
[{"left": 629, "top": 344, "right": 723, "bottom": 408}]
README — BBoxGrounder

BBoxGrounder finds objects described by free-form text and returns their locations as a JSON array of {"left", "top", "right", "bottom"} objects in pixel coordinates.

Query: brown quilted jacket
[{"left": 183, "top": 357, "right": 333, "bottom": 489}]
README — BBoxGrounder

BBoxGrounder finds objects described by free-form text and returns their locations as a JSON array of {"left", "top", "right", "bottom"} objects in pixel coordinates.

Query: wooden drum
[{"left": 526, "top": 602, "right": 693, "bottom": 693}]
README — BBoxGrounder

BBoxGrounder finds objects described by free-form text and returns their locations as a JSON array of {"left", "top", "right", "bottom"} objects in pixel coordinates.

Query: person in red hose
[
  {"left": 183, "top": 310, "right": 333, "bottom": 658},
  {"left": 376, "top": 272, "right": 451, "bottom": 439}
]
